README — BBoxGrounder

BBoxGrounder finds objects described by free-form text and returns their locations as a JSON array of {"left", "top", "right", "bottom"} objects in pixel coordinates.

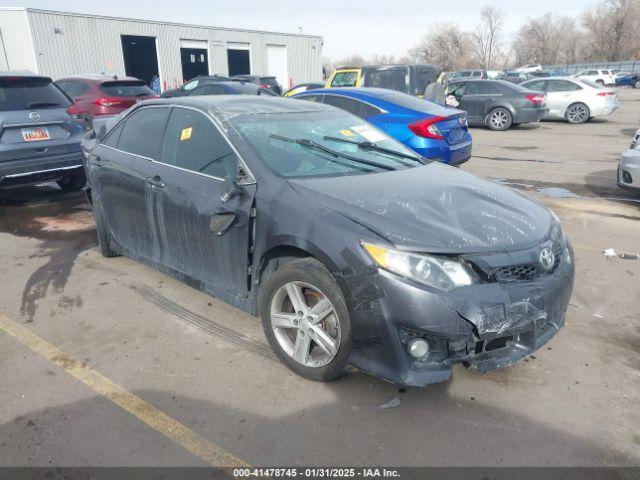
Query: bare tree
[
  {"left": 471, "top": 6, "right": 505, "bottom": 69},
  {"left": 410, "top": 23, "right": 474, "bottom": 71},
  {"left": 582, "top": 0, "right": 640, "bottom": 61},
  {"left": 512, "top": 14, "right": 583, "bottom": 66}
]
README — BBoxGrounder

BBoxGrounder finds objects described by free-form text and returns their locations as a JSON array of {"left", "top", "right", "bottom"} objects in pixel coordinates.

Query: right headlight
[{"left": 362, "top": 242, "right": 476, "bottom": 292}]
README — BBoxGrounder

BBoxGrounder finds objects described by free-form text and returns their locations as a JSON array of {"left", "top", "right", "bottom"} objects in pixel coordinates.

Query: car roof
[
  {"left": 0, "top": 70, "right": 50, "bottom": 79},
  {"left": 298, "top": 87, "right": 402, "bottom": 97},
  {"left": 522, "top": 76, "right": 577, "bottom": 82},
  {"left": 57, "top": 74, "right": 143, "bottom": 82},
  {"left": 138, "top": 95, "right": 333, "bottom": 117}
]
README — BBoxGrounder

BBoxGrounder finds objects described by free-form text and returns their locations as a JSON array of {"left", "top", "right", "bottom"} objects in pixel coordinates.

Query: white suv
[{"left": 575, "top": 69, "right": 615, "bottom": 86}]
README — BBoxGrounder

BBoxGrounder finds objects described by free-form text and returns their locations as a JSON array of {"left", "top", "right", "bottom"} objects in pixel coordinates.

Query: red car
[{"left": 55, "top": 75, "right": 157, "bottom": 120}]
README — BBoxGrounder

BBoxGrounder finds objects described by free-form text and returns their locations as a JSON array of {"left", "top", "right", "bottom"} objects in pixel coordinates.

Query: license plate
[{"left": 21, "top": 127, "right": 50, "bottom": 142}]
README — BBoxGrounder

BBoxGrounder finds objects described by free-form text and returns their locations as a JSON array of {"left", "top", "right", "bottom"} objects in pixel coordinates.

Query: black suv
[{"left": 0, "top": 72, "right": 86, "bottom": 190}]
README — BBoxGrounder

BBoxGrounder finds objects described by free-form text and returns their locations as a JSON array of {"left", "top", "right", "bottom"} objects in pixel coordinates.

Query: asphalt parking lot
[{"left": 0, "top": 90, "right": 639, "bottom": 468}]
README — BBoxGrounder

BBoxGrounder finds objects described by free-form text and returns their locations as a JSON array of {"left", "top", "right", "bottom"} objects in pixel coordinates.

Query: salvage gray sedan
[{"left": 83, "top": 96, "right": 574, "bottom": 387}]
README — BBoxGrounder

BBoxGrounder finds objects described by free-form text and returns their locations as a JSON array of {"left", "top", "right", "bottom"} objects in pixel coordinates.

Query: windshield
[
  {"left": 0, "top": 76, "right": 71, "bottom": 111},
  {"left": 230, "top": 110, "right": 422, "bottom": 178}
]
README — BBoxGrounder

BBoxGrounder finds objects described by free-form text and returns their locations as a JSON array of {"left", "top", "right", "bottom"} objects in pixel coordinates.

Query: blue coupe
[{"left": 293, "top": 87, "right": 472, "bottom": 165}]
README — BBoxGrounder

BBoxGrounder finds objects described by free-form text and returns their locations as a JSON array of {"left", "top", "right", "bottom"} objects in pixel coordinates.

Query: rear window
[
  {"left": 230, "top": 83, "right": 261, "bottom": 94},
  {"left": 259, "top": 77, "right": 278, "bottom": 85},
  {"left": 414, "top": 67, "right": 438, "bottom": 94},
  {"left": 363, "top": 67, "right": 408, "bottom": 93},
  {"left": 377, "top": 90, "right": 451, "bottom": 115},
  {"left": 100, "top": 81, "right": 153, "bottom": 97},
  {"left": 0, "top": 76, "right": 71, "bottom": 112}
]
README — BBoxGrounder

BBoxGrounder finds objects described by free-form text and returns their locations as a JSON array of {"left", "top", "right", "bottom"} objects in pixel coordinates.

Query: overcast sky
[{"left": 1, "top": 0, "right": 594, "bottom": 59}]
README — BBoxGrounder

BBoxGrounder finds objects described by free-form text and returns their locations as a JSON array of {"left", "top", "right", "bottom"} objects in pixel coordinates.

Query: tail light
[
  {"left": 260, "top": 83, "right": 270, "bottom": 89},
  {"left": 408, "top": 116, "right": 446, "bottom": 139},
  {"left": 66, "top": 103, "right": 86, "bottom": 119},
  {"left": 597, "top": 92, "right": 615, "bottom": 96},
  {"left": 94, "top": 97, "right": 123, "bottom": 107},
  {"left": 526, "top": 94, "right": 545, "bottom": 105}
]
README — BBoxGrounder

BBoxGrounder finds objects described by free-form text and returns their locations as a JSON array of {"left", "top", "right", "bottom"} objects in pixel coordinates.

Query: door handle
[{"left": 147, "top": 175, "right": 165, "bottom": 189}]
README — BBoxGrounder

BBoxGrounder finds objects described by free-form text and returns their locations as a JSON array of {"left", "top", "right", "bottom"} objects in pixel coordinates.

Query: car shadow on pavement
[
  {"left": 0, "top": 184, "right": 97, "bottom": 322},
  {"left": 0, "top": 385, "right": 636, "bottom": 468}
]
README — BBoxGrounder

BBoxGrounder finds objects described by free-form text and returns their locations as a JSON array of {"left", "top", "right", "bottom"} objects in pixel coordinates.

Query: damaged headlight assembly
[{"left": 362, "top": 242, "right": 476, "bottom": 292}]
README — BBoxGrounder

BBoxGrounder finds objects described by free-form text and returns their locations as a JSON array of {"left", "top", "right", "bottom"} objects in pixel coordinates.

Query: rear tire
[
  {"left": 635, "top": 80, "right": 640, "bottom": 89},
  {"left": 57, "top": 173, "right": 86, "bottom": 191},
  {"left": 565, "top": 103, "right": 590, "bottom": 124},
  {"left": 92, "top": 197, "right": 119, "bottom": 258},
  {"left": 486, "top": 108, "right": 513, "bottom": 131},
  {"left": 260, "top": 258, "right": 351, "bottom": 382}
]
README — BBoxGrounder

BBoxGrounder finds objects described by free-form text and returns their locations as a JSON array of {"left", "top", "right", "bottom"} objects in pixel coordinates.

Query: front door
[
  {"left": 90, "top": 107, "right": 170, "bottom": 258},
  {"left": 460, "top": 82, "right": 500, "bottom": 122},
  {"left": 148, "top": 106, "right": 255, "bottom": 297}
]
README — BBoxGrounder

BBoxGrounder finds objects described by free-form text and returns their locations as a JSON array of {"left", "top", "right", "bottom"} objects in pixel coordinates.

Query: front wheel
[
  {"left": 486, "top": 108, "right": 513, "bottom": 131},
  {"left": 566, "top": 103, "right": 590, "bottom": 124},
  {"left": 260, "top": 258, "right": 351, "bottom": 382},
  {"left": 634, "top": 80, "right": 640, "bottom": 89}
]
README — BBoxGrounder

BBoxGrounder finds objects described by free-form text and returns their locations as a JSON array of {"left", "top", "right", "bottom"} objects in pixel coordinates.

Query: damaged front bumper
[{"left": 345, "top": 241, "right": 575, "bottom": 387}]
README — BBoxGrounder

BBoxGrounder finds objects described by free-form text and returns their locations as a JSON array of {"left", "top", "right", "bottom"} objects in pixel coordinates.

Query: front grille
[{"left": 493, "top": 243, "right": 563, "bottom": 282}]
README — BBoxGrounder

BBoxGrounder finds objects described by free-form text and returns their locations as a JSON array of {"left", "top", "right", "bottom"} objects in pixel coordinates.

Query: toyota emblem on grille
[
  {"left": 29, "top": 111, "right": 40, "bottom": 121},
  {"left": 539, "top": 247, "right": 555, "bottom": 271}
]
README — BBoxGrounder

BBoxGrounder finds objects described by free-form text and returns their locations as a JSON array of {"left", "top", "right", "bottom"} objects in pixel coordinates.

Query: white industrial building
[{"left": 0, "top": 7, "right": 323, "bottom": 91}]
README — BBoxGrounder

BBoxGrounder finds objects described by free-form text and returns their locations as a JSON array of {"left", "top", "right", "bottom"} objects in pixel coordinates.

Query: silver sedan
[{"left": 618, "top": 129, "right": 640, "bottom": 190}]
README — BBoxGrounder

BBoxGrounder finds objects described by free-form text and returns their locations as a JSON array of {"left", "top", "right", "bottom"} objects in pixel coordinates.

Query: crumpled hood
[{"left": 288, "top": 163, "right": 552, "bottom": 254}]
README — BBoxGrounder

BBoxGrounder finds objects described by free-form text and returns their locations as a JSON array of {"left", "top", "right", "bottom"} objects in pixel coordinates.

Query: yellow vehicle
[{"left": 325, "top": 64, "right": 439, "bottom": 96}]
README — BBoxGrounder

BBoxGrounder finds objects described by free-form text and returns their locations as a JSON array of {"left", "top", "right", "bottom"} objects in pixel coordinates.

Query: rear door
[
  {"left": 0, "top": 76, "right": 84, "bottom": 165},
  {"left": 148, "top": 106, "right": 256, "bottom": 296},
  {"left": 89, "top": 106, "right": 170, "bottom": 259},
  {"left": 545, "top": 80, "right": 582, "bottom": 117}
]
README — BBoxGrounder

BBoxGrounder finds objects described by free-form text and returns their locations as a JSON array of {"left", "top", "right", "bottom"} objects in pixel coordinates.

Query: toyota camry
[{"left": 83, "top": 96, "right": 575, "bottom": 387}]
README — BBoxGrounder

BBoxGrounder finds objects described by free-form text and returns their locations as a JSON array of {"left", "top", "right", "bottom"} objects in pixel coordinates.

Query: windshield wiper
[
  {"left": 27, "top": 101, "right": 60, "bottom": 108},
  {"left": 323, "top": 136, "right": 425, "bottom": 165},
  {"left": 269, "top": 134, "right": 395, "bottom": 171}
]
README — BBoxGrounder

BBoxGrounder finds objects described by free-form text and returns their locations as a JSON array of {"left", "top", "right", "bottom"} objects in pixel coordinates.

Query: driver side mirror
[{"left": 220, "top": 175, "right": 243, "bottom": 203}]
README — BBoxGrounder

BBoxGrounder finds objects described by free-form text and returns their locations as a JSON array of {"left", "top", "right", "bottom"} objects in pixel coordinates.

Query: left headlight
[{"left": 362, "top": 242, "right": 476, "bottom": 292}]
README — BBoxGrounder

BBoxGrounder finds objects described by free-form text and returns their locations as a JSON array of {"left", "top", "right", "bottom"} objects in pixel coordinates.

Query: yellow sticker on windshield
[
  {"left": 180, "top": 127, "right": 193, "bottom": 141},
  {"left": 340, "top": 129, "right": 355, "bottom": 137}
]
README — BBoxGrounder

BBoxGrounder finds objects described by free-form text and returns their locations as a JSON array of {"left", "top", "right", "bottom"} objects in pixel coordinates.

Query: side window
[
  {"left": 207, "top": 85, "right": 228, "bottom": 95},
  {"left": 322, "top": 95, "right": 377, "bottom": 119},
  {"left": 102, "top": 122, "right": 124, "bottom": 148},
  {"left": 525, "top": 80, "right": 546, "bottom": 91},
  {"left": 188, "top": 85, "right": 210, "bottom": 96},
  {"left": 56, "top": 80, "right": 90, "bottom": 98},
  {"left": 331, "top": 71, "right": 358, "bottom": 87},
  {"left": 587, "top": 70, "right": 598, "bottom": 75},
  {"left": 466, "top": 82, "right": 499, "bottom": 95},
  {"left": 299, "top": 94, "right": 323, "bottom": 102},
  {"left": 161, "top": 108, "right": 238, "bottom": 179},
  {"left": 547, "top": 80, "right": 582, "bottom": 92},
  {"left": 118, "top": 108, "right": 170, "bottom": 159},
  {"left": 448, "top": 83, "right": 467, "bottom": 97}
]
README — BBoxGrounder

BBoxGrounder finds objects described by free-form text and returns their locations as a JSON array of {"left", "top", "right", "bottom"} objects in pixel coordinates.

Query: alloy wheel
[
  {"left": 567, "top": 104, "right": 589, "bottom": 124},
  {"left": 270, "top": 281, "right": 341, "bottom": 368},
  {"left": 489, "top": 109, "right": 509, "bottom": 130}
]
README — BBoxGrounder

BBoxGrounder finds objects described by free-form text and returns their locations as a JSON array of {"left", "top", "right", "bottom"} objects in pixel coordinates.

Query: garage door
[{"left": 267, "top": 45, "right": 288, "bottom": 90}]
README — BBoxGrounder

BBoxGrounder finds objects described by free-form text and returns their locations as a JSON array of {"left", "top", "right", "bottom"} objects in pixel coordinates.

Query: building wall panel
[{"left": 19, "top": 9, "right": 322, "bottom": 90}]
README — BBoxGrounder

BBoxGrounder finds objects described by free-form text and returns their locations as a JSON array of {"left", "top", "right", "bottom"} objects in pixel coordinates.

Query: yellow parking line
[{"left": 0, "top": 312, "right": 247, "bottom": 467}]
